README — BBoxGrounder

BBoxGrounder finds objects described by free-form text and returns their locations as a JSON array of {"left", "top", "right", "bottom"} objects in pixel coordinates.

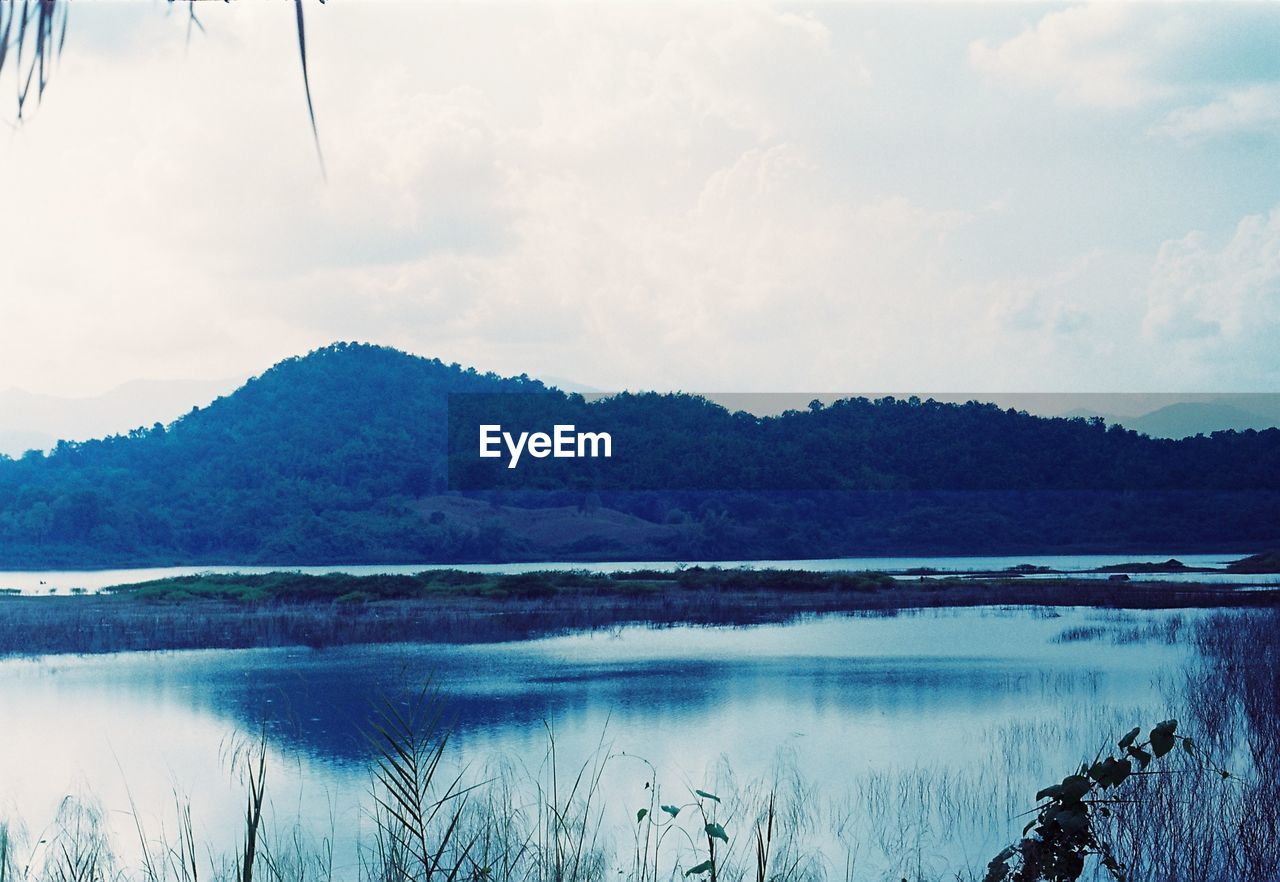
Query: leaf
[
  {"left": 684, "top": 860, "right": 714, "bottom": 876},
  {"left": 1183, "top": 737, "right": 1196, "bottom": 755},
  {"left": 293, "top": 0, "right": 327, "bottom": 176},
  {"left": 983, "top": 846, "right": 1017, "bottom": 882},
  {"left": 1035, "top": 784, "right": 1063, "bottom": 802},
  {"left": 704, "top": 822, "right": 728, "bottom": 843},
  {"left": 636, "top": 808, "right": 648, "bottom": 824},
  {"left": 661, "top": 804, "right": 681, "bottom": 818},
  {"left": 1149, "top": 719, "right": 1178, "bottom": 758},
  {"left": 1056, "top": 806, "right": 1089, "bottom": 834},
  {"left": 1117, "top": 726, "right": 1141, "bottom": 750},
  {"left": 1089, "top": 757, "right": 1131, "bottom": 789},
  {"left": 1059, "top": 775, "right": 1091, "bottom": 802},
  {"left": 1126, "top": 746, "right": 1152, "bottom": 770},
  {"left": 695, "top": 789, "right": 721, "bottom": 803}
]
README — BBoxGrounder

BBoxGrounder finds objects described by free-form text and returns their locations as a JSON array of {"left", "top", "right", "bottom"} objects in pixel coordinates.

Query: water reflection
[{"left": 0, "top": 607, "right": 1202, "bottom": 879}]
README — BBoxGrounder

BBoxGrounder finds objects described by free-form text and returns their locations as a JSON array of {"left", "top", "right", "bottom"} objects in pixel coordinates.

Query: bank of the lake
[
  {"left": 4, "top": 551, "right": 1279, "bottom": 596},
  {"left": 2, "top": 567, "right": 1278, "bottom": 657}
]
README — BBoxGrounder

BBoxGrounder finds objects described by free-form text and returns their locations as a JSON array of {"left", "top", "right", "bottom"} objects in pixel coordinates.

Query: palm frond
[{"left": 1, "top": 0, "right": 324, "bottom": 166}]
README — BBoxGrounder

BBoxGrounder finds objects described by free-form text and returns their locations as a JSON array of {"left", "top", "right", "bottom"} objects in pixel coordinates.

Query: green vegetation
[
  {"left": 984, "top": 719, "right": 1217, "bottom": 882},
  {"left": 105, "top": 569, "right": 896, "bottom": 604},
  {"left": 1, "top": 569, "right": 1277, "bottom": 658},
  {"left": 2, "top": 343, "right": 1279, "bottom": 567},
  {"left": 1225, "top": 550, "right": 1280, "bottom": 573},
  {"left": 1091, "top": 559, "right": 1204, "bottom": 574}
]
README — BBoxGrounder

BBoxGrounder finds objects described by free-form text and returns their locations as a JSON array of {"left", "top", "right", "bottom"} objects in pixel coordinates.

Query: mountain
[
  {"left": 1061, "top": 400, "right": 1279, "bottom": 439},
  {"left": 1126, "top": 402, "right": 1275, "bottom": 439},
  {"left": 0, "top": 342, "right": 1278, "bottom": 567}
]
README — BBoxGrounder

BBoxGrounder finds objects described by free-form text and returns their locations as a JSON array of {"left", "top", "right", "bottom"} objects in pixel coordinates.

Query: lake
[
  {"left": 0, "top": 605, "right": 1220, "bottom": 880},
  {"left": 1, "top": 552, "right": 1275, "bottom": 595}
]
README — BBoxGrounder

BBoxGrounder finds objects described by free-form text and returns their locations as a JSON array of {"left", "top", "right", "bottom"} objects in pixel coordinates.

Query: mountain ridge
[{"left": 1, "top": 342, "right": 1278, "bottom": 567}]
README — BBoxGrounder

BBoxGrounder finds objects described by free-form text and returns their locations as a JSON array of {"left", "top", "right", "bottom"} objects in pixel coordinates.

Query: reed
[{"left": 1, "top": 572, "right": 1275, "bottom": 659}]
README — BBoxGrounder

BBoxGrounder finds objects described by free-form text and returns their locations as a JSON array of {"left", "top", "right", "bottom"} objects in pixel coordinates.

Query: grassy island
[{"left": 2, "top": 567, "right": 1277, "bottom": 657}]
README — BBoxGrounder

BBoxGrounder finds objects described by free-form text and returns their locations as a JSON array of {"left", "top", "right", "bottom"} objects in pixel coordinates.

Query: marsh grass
[
  {"left": 2, "top": 571, "right": 1275, "bottom": 659},
  {"left": 1, "top": 820, "right": 19, "bottom": 882},
  {"left": 363, "top": 684, "right": 483, "bottom": 882},
  {"left": 1094, "top": 608, "right": 1280, "bottom": 882},
  {"left": 1051, "top": 612, "right": 1186, "bottom": 646}
]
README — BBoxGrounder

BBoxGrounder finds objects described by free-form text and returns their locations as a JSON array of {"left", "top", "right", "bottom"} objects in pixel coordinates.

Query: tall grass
[
  {"left": 1092, "top": 609, "right": 1280, "bottom": 882},
  {"left": 364, "top": 685, "right": 480, "bottom": 882},
  {"left": 1, "top": 820, "right": 17, "bottom": 882},
  {"left": 3, "top": 573, "right": 1276, "bottom": 659}
]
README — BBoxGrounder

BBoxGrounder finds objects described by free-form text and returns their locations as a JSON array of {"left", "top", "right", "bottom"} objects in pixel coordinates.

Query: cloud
[
  {"left": 3, "top": 2, "right": 1280, "bottom": 398},
  {"left": 0, "top": 3, "right": 879, "bottom": 393},
  {"left": 981, "top": 251, "right": 1108, "bottom": 337},
  {"left": 968, "top": 4, "right": 1169, "bottom": 108},
  {"left": 1143, "top": 208, "right": 1280, "bottom": 383},
  {"left": 286, "top": 142, "right": 983, "bottom": 391},
  {"left": 969, "top": 3, "right": 1280, "bottom": 123},
  {"left": 1153, "top": 84, "right": 1280, "bottom": 142}
]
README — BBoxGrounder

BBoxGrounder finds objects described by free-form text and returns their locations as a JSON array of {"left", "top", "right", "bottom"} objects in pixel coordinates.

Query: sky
[{"left": 2, "top": 1, "right": 1280, "bottom": 399}]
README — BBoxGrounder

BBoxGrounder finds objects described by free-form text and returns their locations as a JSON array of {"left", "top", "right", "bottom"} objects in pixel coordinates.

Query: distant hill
[
  {"left": 1126, "top": 402, "right": 1274, "bottom": 438},
  {"left": 0, "top": 342, "right": 1278, "bottom": 567},
  {"left": 0, "top": 378, "right": 241, "bottom": 458},
  {"left": 1062, "top": 400, "right": 1278, "bottom": 439}
]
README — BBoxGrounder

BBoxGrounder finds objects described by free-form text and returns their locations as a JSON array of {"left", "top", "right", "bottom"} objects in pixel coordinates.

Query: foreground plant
[
  {"left": 365, "top": 683, "right": 482, "bottom": 882},
  {"left": 985, "top": 719, "right": 1227, "bottom": 882}
]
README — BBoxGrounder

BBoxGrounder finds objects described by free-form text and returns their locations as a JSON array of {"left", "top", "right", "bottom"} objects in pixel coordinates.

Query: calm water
[
  {"left": 0, "top": 552, "right": 1273, "bottom": 595},
  {"left": 0, "top": 607, "right": 1203, "bottom": 880}
]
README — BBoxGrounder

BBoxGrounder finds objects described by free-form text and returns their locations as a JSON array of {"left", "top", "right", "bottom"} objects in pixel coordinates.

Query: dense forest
[{"left": 1, "top": 342, "right": 1278, "bottom": 566}]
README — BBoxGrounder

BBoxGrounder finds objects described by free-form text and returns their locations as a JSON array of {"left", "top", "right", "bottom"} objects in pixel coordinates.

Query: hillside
[
  {"left": 0, "top": 344, "right": 549, "bottom": 565},
  {"left": 1, "top": 342, "right": 1279, "bottom": 567},
  {"left": 0, "top": 378, "right": 241, "bottom": 458}
]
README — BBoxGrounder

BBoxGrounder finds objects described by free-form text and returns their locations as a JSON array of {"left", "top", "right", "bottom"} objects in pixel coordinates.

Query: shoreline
[
  {"left": 1, "top": 550, "right": 1275, "bottom": 596},
  {"left": 2, "top": 569, "right": 1278, "bottom": 659}
]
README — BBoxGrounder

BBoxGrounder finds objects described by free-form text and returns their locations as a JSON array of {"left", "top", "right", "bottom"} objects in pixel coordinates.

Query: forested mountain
[
  {"left": 0, "top": 344, "right": 545, "bottom": 565},
  {"left": 2, "top": 342, "right": 1278, "bottom": 567}
]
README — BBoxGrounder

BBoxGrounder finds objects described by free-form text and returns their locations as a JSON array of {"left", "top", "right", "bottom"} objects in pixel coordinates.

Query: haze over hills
[
  {"left": 0, "top": 378, "right": 244, "bottom": 458},
  {"left": 1060, "top": 400, "right": 1280, "bottom": 439},
  {"left": 0, "top": 342, "right": 1278, "bottom": 567}
]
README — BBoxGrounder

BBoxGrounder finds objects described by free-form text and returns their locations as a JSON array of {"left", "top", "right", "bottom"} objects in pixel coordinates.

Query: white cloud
[
  {"left": 981, "top": 251, "right": 1108, "bottom": 337},
  {"left": 0, "top": 3, "right": 875, "bottom": 392},
  {"left": 1154, "top": 84, "right": 1280, "bottom": 142},
  {"left": 1143, "top": 208, "right": 1280, "bottom": 383},
  {"left": 284, "top": 142, "right": 982, "bottom": 391},
  {"left": 968, "top": 4, "right": 1169, "bottom": 108},
  {"left": 969, "top": 2, "right": 1280, "bottom": 135}
]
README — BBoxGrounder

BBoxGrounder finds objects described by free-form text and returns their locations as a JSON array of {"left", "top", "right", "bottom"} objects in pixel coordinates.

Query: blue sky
[{"left": 1, "top": 2, "right": 1279, "bottom": 397}]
